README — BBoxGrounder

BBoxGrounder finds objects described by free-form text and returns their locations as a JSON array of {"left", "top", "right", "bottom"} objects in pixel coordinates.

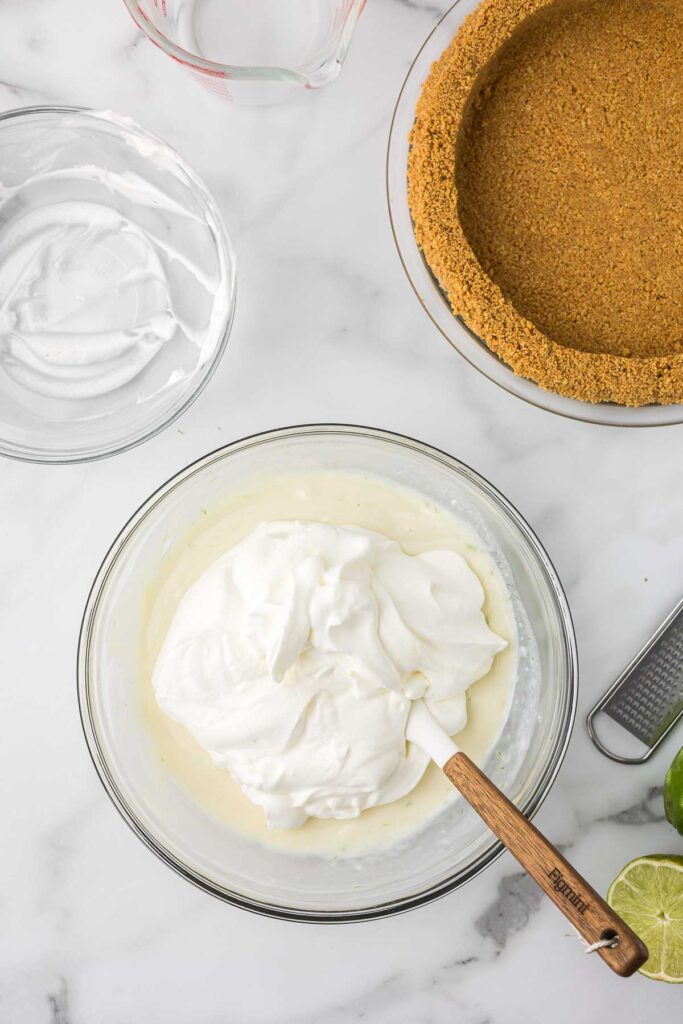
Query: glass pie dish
[
  {"left": 78, "top": 424, "right": 577, "bottom": 921},
  {"left": 386, "top": 0, "right": 683, "bottom": 427}
]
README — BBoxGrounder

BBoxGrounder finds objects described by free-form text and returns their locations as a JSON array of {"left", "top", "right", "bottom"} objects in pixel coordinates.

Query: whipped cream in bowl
[
  {"left": 152, "top": 520, "right": 507, "bottom": 831},
  {"left": 79, "top": 426, "right": 577, "bottom": 919},
  {"left": 0, "top": 107, "right": 235, "bottom": 462}
]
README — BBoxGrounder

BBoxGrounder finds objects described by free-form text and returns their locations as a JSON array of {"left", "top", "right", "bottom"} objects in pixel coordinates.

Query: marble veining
[
  {"left": 46, "top": 979, "right": 69, "bottom": 1024},
  {"left": 597, "top": 787, "right": 666, "bottom": 828},
  {"left": 0, "top": 0, "right": 682, "bottom": 1021},
  {"left": 474, "top": 871, "right": 544, "bottom": 951}
]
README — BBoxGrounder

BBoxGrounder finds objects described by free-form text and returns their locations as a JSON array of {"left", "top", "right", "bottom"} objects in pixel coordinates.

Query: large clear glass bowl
[
  {"left": 386, "top": 0, "right": 683, "bottom": 427},
  {"left": 78, "top": 424, "right": 577, "bottom": 921}
]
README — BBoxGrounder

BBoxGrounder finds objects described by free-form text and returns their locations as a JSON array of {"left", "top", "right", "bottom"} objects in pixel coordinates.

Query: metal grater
[{"left": 587, "top": 596, "right": 683, "bottom": 763}]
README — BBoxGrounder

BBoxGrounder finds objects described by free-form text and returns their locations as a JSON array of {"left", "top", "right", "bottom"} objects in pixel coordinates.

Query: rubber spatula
[{"left": 406, "top": 700, "right": 649, "bottom": 976}]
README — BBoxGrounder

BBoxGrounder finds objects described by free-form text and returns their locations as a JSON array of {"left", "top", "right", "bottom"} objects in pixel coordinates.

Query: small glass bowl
[
  {"left": 78, "top": 424, "right": 577, "bottom": 921},
  {"left": 122, "top": 1, "right": 367, "bottom": 105},
  {"left": 0, "top": 106, "right": 236, "bottom": 463},
  {"left": 387, "top": 0, "right": 683, "bottom": 427}
]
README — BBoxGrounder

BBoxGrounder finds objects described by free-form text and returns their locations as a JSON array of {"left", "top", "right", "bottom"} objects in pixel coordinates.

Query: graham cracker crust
[{"left": 408, "top": 0, "right": 683, "bottom": 406}]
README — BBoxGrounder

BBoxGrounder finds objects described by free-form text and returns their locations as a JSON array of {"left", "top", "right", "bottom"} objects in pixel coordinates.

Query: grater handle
[
  {"left": 443, "top": 752, "right": 650, "bottom": 977},
  {"left": 586, "top": 596, "right": 683, "bottom": 763},
  {"left": 586, "top": 703, "right": 652, "bottom": 764}
]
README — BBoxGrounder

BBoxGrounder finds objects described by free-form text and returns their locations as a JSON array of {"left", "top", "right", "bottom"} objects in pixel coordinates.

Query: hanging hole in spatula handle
[{"left": 443, "top": 752, "right": 649, "bottom": 977}]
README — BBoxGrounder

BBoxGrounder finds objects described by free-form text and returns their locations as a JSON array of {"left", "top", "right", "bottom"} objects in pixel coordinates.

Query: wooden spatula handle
[{"left": 443, "top": 752, "right": 649, "bottom": 977}]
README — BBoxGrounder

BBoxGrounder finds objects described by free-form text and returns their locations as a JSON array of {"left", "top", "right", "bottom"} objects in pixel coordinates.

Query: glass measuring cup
[{"left": 123, "top": 0, "right": 367, "bottom": 103}]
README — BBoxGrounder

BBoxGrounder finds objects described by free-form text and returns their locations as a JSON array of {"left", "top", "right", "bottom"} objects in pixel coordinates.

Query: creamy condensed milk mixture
[{"left": 142, "top": 473, "right": 518, "bottom": 855}]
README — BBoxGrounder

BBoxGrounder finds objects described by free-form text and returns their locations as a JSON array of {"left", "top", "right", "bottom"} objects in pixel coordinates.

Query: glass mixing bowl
[
  {"left": 387, "top": 0, "right": 683, "bottom": 427},
  {"left": 0, "top": 106, "right": 236, "bottom": 463},
  {"left": 78, "top": 424, "right": 577, "bottom": 921}
]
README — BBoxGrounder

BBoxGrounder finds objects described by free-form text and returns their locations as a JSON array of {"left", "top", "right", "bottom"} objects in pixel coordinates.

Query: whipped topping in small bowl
[{"left": 0, "top": 107, "right": 235, "bottom": 462}]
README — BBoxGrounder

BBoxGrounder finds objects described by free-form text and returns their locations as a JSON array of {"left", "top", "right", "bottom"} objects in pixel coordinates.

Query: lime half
[{"left": 607, "top": 855, "right": 683, "bottom": 982}]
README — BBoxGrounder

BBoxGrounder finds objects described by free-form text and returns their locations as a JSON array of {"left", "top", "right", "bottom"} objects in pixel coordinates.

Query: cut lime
[
  {"left": 607, "top": 855, "right": 683, "bottom": 983},
  {"left": 664, "top": 747, "right": 683, "bottom": 837}
]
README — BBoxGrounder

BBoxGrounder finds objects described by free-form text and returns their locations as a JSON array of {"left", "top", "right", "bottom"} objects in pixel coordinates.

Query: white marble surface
[{"left": 1, "top": 1, "right": 682, "bottom": 1020}]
